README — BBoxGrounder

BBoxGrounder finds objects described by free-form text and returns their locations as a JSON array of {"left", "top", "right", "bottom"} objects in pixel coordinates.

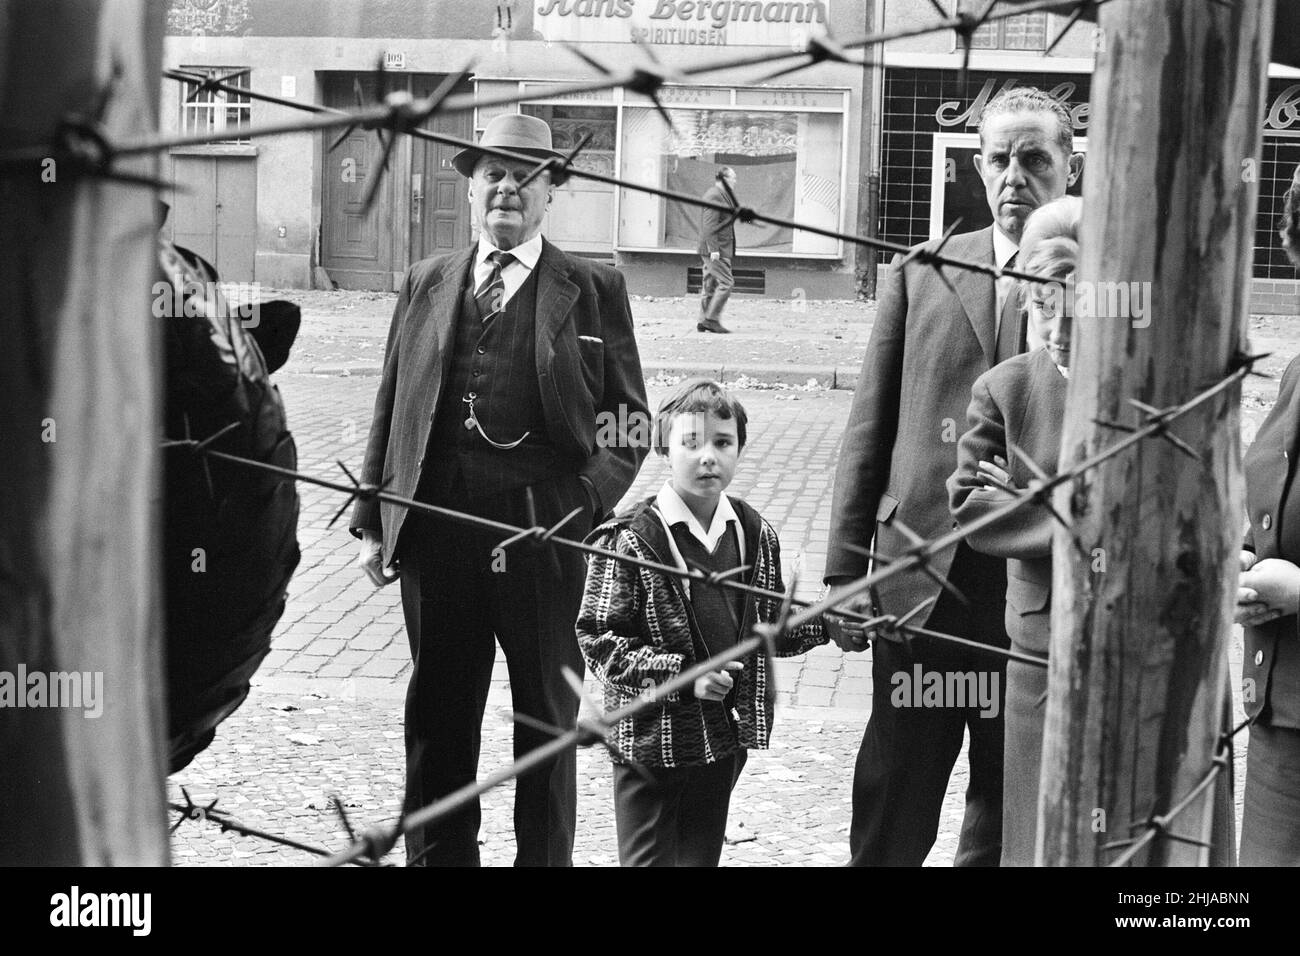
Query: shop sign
[
  {"left": 935, "top": 77, "right": 1090, "bottom": 131},
  {"left": 534, "top": 0, "right": 829, "bottom": 47},
  {"left": 1266, "top": 84, "right": 1300, "bottom": 134}
]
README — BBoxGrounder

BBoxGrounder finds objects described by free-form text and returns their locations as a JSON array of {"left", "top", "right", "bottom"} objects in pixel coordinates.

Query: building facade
[
  {"left": 161, "top": 0, "right": 868, "bottom": 298},
  {"left": 160, "top": 0, "right": 1298, "bottom": 310},
  {"left": 876, "top": 2, "right": 1300, "bottom": 313}
]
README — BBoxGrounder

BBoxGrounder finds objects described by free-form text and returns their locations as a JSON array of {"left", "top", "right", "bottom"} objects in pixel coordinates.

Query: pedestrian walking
[{"left": 697, "top": 167, "right": 738, "bottom": 334}]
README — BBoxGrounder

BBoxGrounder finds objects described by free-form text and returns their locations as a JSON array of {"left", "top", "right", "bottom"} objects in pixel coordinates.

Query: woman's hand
[
  {"left": 1236, "top": 558, "right": 1300, "bottom": 626},
  {"left": 978, "top": 455, "right": 1016, "bottom": 491}
]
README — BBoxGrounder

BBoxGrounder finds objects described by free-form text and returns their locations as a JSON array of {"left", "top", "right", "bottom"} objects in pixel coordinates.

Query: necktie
[
  {"left": 474, "top": 250, "right": 514, "bottom": 323},
  {"left": 994, "top": 252, "right": 1024, "bottom": 364}
]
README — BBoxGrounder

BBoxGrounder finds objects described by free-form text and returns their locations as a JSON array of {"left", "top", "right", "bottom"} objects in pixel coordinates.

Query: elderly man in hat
[{"left": 351, "top": 113, "right": 649, "bottom": 866}]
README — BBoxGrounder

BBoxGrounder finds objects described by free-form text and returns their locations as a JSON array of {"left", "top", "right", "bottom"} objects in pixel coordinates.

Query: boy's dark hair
[{"left": 652, "top": 378, "right": 748, "bottom": 456}]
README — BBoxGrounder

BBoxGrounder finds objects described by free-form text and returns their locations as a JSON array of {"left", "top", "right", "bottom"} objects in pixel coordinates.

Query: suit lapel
[
  {"left": 948, "top": 227, "right": 997, "bottom": 366},
  {"left": 421, "top": 246, "right": 474, "bottom": 414},
  {"left": 421, "top": 248, "right": 473, "bottom": 387},
  {"left": 534, "top": 239, "right": 579, "bottom": 355}
]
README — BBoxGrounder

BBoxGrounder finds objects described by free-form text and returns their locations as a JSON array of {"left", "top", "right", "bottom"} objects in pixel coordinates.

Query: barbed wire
[
  {"left": 169, "top": 786, "right": 363, "bottom": 863},
  {"left": 1103, "top": 715, "right": 1253, "bottom": 867},
  {"left": 160, "top": 350, "right": 1261, "bottom": 866},
  {"left": 0, "top": 0, "right": 1116, "bottom": 287},
  {"left": 7, "top": 0, "right": 1250, "bottom": 866}
]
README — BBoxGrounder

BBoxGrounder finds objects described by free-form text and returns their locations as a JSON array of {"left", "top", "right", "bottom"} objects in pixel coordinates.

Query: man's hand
[
  {"left": 357, "top": 530, "right": 399, "bottom": 587},
  {"left": 710, "top": 251, "right": 720, "bottom": 261},
  {"left": 1236, "top": 557, "right": 1300, "bottom": 626},
  {"left": 822, "top": 578, "right": 874, "bottom": 653},
  {"left": 694, "top": 661, "right": 743, "bottom": 702},
  {"left": 1240, "top": 550, "right": 1258, "bottom": 574}
]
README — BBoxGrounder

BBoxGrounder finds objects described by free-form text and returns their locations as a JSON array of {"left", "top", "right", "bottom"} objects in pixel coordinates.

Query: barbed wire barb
[
  {"left": 1003, "top": 439, "right": 1082, "bottom": 543},
  {"left": 1125, "top": 398, "right": 1203, "bottom": 461}
]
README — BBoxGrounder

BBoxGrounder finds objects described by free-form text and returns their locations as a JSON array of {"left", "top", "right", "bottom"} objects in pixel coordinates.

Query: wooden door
[
  {"left": 410, "top": 75, "right": 473, "bottom": 262},
  {"left": 320, "top": 73, "right": 394, "bottom": 290}
]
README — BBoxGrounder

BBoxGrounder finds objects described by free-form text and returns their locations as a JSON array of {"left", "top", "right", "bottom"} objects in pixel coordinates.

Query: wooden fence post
[
  {"left": 0, "top": 0, "right": 167, "bottom": 864},
  {"left": 1039, "top": 0, "right": 1275, "bottom": 867}
]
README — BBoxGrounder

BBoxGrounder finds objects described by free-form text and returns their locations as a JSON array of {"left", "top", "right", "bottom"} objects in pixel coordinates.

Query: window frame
[{"left": 178, "top": 65, "right": 252, "bottom": 145}]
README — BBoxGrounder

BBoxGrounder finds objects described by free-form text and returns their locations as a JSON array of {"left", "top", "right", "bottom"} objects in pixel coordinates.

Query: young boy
[{"left": 576, "top": 378, "right": 826, "bottom": 866}]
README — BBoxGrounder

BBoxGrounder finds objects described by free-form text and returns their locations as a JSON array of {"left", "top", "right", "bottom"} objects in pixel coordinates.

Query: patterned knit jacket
[{"left": 576, "top": 494, "right": 827, "bottom": 768}]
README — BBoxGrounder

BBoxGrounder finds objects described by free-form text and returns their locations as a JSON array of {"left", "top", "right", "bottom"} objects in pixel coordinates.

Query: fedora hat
[{"left": 452, "top": 113, "right": 563, "bottom": 178}]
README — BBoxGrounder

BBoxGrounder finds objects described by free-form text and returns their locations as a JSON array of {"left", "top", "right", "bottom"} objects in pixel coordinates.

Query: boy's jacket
[{"left": 577, "top": 494, "right": 826, "bottom": 768}]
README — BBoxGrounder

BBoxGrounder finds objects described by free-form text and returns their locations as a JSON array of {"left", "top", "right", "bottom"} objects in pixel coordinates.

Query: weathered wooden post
[
  {"left": 1038, "top": 0, "right": 1275, "bottom": 867},
  {"left": 0, "top": 0, "right": 168, "bottom": 864}
]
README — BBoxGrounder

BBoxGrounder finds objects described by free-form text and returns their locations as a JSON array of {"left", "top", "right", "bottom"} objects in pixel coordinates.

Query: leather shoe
[{"left": 697, "top": 319, "right": 731, "bottom": 333}]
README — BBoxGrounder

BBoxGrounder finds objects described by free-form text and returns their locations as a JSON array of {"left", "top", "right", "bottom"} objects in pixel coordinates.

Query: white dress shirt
[{"left": 473, "top": 233, "right": 543, "bottom": 306}]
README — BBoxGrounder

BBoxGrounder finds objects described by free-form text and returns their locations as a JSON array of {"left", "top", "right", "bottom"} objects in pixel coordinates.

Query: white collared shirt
[
  {"left": 652, "top": 482, "right": 745, "bottom": 596},
  {"left": 473, "top": 233, "right": 543, "bottom": 307},
  {"left": 993, "top": 225, "right": 1020, "bottom": 335}
]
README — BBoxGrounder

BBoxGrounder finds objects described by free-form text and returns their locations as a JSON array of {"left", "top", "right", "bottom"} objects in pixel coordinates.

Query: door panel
[
  {"left": 215, "top": 158, "right": 256, "bottom": 282},
  {"left": 320, "top": 73, "right": 394, "bottom": 290},
  {"left": 170, "top": 155, "right": 255, "bottom": 282},
  {"left": 410, "top": 75, "right": 472, "bottom": 262},
  {"left": 171, "top": 156, "right": 217, "bottom": 263}
]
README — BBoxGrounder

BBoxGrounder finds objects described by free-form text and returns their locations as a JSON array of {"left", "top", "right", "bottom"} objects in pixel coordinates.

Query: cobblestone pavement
[
  {"left": 167, "top": 294, "right": 1262, "bottom": 865},
  {"left": 170, "top": 365, "right": 1251, "bottom": 866}
]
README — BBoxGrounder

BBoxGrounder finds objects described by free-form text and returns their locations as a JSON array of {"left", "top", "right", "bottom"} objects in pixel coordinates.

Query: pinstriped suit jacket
[{"left": 350, "top": 238, "right": 649, "bottom": 567}]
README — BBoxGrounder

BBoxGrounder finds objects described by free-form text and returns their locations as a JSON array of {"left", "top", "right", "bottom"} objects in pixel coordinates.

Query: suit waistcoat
[{"left": 418, "top": 261, "right": 561, "bottom": 502}]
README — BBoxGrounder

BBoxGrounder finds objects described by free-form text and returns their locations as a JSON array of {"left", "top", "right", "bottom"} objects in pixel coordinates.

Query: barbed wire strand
[
  {"left": 19, "top": 0, "right": 1246, "bottom": 864},
  {"left": 2, "top": 0, "right": 1107, "bottom": 290},
  {"left": 1101, "top": 714, "right": 1255, "bottom": 866},
  {"left": 168, "top": 788, "right": 364, "bottom": 862},
  {"left": 159, "top": 354, "right": 1258, "bottom": 865}
]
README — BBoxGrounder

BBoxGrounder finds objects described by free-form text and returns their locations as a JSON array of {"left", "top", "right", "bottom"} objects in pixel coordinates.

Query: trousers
[
  {"left": 848, "top": 542, "right": 1009, "bottom": 866},
  {"left": 699, "top": 255, "right": 734, "bottom": 323},
  {"left": 397, "top": 471, "right": 592, "bottom": 866},
  {"left": 613, "top": 751, "right": 748, "bottom": 866}
]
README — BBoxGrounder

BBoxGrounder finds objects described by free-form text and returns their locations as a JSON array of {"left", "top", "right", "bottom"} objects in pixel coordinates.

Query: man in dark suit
[
  {"left": 350, "top": 113, "right": 649, "bottom": 866},
  {"left": 824, "top": 87, "right": 1082, "bottom": 866},
  {"left": 697, "top": 167, "right": 737, "bottom": 334}
]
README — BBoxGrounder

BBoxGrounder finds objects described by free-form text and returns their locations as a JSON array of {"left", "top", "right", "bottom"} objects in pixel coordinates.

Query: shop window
[
  {"left": 618, "top": 104, "right": 843, "bottom": 256},
  {"left": 179, "top": 66, "right": 251, "bottom": 144},
  {"left": 520, "top": 103, "right": 617, "bottom": 253},
  {"left": 1256, "top": 137, "right": 1300, "bottom": 279},
  {"left": 968, "top": 11, "right": 1048, "bottom": 51}
]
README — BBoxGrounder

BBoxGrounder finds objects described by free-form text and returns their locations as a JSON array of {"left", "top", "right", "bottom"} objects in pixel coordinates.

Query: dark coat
[
  {"left": 947, "top": 347, "right": 1068, "bottom": 654},
  {"left": 577, "top": 495, "right": 826, "bottom": 768},
  {"left": 827, "top": 227, "right": 1005, "bottom": 621},
  {"left": 350, "top": 238, "right": 649, "bottom": 566},
  {"left": 697, "top": 181, "right": 737, "bottom": 259},
  {"left": 1243, "top": 353, "right": 1300, "bottom": 729}
]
